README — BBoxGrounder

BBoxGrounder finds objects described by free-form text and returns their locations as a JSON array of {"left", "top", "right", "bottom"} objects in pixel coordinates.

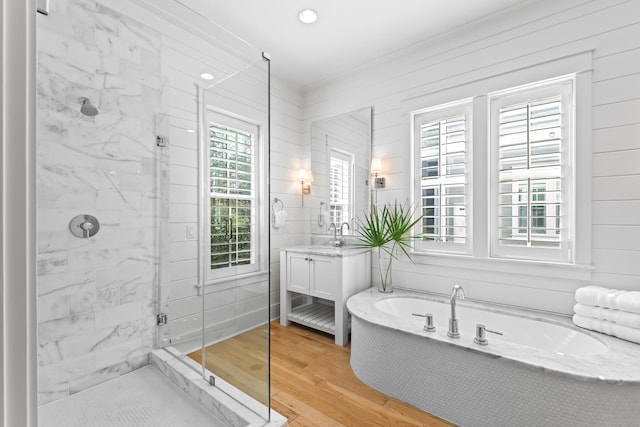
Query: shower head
[{"left": 79, "top": 97, "right": 99, "bottom": 117}]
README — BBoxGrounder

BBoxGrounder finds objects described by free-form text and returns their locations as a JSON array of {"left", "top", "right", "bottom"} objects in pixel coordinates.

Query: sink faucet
[
  {"left": 447, "top": 284, "right": 465, "bottom": 338},
  {"left": 340, "top": 222, "right": 350, "bottom": 245},
  {"left": 328, "top": 223, "right": 339, "bottom": 246}
]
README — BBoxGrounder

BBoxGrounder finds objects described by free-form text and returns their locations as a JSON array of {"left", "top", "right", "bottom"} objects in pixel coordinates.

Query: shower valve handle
[
  {"left": 69, "top": 214, "right": 100, "bottom": 239},
  {"left": 80, "top": 221, "right": 94, "bottom": 238}
]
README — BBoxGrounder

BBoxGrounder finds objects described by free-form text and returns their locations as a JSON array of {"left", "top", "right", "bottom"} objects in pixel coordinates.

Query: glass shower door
[
  {"left": 192, "top": 56, "right": 271, "bottom": 419},
  {"left": 153, "top": 0, "right": 272, "bottom": 421}
]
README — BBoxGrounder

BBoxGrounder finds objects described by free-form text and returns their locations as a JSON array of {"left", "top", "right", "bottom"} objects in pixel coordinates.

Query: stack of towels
[{"left": 573, "top": 285, "right": 640, "bottom": 344}]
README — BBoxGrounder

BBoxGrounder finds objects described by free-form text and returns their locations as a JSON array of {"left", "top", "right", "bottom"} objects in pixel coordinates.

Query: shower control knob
[
  {"left": 80, "top": 221, "right": 94, "bottom": 238},
  {"left": 69, "top": 214, "right": 100, "bottom": 239}
]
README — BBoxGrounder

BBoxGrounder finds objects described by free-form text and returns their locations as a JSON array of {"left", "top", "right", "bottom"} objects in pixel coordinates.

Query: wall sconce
[
  {"left": 298, "top": 168, "right": 313, "bottom": 206},
  {"left": 371, "top": 157, "right": 385, "bottom": 189}
]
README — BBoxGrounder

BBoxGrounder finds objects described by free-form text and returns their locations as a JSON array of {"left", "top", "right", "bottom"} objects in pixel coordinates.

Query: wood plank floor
[
  {"left": 189, "top": 321, "right": 455, "bottom": 426},
  {"left": 188, "top": 325, "right": 270, "bottom": 406}
]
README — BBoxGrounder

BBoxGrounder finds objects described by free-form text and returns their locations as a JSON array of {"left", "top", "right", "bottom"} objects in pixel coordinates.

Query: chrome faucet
[
  {"left": 328, "top": 223, "right": 339, "bottom": 246},
  {"left": 339, "top": 222, "right": 350, "bottom": 245},
  {"left": 447, "top": 284, "right": 465, "bottom": 338}
]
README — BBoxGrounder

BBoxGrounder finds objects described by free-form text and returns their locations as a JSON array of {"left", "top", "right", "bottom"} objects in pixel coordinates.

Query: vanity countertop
[{"left": 283, "top": 245, "right": 370, "bottom": 257}]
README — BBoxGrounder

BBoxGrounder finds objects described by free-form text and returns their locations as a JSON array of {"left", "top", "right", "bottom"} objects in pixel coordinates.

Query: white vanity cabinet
[
  {"left": 280, "top": 247, "right": 371, "bottom": 346},
  {"left": 285, "top": 252, "right": 338, "bottom": 299}
]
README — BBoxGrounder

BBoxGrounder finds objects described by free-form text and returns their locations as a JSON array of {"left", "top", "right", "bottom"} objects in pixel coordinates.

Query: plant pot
[{"left": 376, "top": 246, "right": 394, "bottom": 293}]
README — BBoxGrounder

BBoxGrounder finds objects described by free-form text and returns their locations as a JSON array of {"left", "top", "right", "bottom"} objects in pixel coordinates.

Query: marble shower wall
[{"left": 36, "top": 0, "right": 166, "bottom": 405}]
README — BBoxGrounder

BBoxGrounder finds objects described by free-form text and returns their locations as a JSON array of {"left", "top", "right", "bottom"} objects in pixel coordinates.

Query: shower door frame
[{"left": 2, "top": 0, "right": 39, "bottom": 425}]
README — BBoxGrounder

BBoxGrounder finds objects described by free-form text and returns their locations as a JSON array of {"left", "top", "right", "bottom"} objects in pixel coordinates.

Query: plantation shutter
[
  {"left": 413, "top": 101, "right": 472, "bottom": 253},
  {"left": 329, "top": 149, "right": 352, "bottom": 226},
  {"left": 491, "top": 78, "right": 573, "bottom": 262}
]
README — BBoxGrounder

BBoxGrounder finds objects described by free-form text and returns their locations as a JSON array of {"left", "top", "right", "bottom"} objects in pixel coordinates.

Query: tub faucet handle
[
  {"left": 412, "top": 312, "right": 436, "bottom": 332},
  {"left": 474, "top": 324, "right": 488, "bottom": 345},
  {"left": 474, "top": 324, "right": 503, "bottom": 346},
  {"left": 424, "top": 313, "right": 436, "bottom": 332}
]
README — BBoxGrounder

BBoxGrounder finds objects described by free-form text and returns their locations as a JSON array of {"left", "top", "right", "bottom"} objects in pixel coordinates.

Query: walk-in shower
[{"left": 35, "top": 0, "right": 275, "bottom": 425}]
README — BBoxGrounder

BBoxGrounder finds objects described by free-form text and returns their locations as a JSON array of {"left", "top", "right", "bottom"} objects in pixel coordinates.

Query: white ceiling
[{"left": 184, "top": 0, "right": 530, "bottom": 89}]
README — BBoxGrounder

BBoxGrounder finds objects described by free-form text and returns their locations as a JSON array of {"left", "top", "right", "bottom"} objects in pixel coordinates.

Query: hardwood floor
[
  {"left": 188, "top": 325, "right": 270, "bottom": 406},
  {"left": 270, "top": 321, "right": 454, "bottom": 427},
  {"left": 189, "top": 321, "right": 455, "bottom": 426}
]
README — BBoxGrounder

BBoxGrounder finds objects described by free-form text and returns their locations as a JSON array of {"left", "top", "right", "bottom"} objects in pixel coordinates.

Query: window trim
[
  {"left": 411, "top": 99, "right": 474, "bottom": 255},
  {"left": 488, "top": 75, "right": 575, "bottom": 263},
  {"left": 401, "top": 52, "right": 592, "bottom": 282},
  {"left": 204, "top": 108, "right": 265, "bottom": 281},
  {"left": 327, "top": 147, "right": 355, "bottom": 227},
  {"left": 407, "top": 76, "right": 591, "bottom": 277}
]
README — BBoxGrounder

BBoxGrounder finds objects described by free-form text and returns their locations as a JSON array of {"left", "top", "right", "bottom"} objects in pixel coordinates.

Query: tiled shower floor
[{"left": 38, "top": 366, "right": 226, "bottom": 427}]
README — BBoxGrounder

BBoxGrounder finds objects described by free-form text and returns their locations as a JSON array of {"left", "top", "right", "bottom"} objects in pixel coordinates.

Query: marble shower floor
[{"left": 38, "top": 366, "right": 226, "bottom": 427}]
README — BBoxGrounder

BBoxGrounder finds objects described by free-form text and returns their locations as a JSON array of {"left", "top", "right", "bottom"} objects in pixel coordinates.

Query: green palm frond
[
  {"left": 384, "top": 201, "right": 423, "bottom": 259},
  {"left": 354, "top": 200, "right": 423, "bottom": 261}
]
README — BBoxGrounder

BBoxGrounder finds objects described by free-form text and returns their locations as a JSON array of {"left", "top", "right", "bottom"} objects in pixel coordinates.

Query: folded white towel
[
  {"left": 573, "top": 314, "right": 640, "bottom": 345},
  {"left": 575, "top": 285, "right": 640, "bottom": 314},
  {"left": 618, "top": 293, "right": 640, "bottom": 314},
  {"left": 273, "top": 210, "right": 288, "bottom": 228},
  {"left": 318, "top": 212, "right": 329, "bottom": 227},
  {"left": 573, "top": 303, "right": 640, "bottom": 329}
]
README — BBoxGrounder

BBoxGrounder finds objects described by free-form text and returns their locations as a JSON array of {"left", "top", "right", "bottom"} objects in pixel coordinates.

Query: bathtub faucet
[{"left": 447, "top": 284, "right": 465, "bottom": 338}]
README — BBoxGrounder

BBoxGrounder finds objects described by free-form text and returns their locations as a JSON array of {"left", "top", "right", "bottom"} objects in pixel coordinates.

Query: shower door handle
[{"left": 226, "top": 217, "right": 233, "bottom": 241}]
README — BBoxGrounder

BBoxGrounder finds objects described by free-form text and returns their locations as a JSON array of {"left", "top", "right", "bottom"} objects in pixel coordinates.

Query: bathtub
[{"left": 347, "top": 288, "right": 640, "bottom": 427}]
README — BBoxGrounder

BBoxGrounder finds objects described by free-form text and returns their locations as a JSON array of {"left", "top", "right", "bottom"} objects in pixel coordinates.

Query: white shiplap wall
[
  {"left": 302, "top": 0, "right": 640, "bottom": 315},
  {"left": 268, "top": 84, "right": 309, "bottom": 316}
]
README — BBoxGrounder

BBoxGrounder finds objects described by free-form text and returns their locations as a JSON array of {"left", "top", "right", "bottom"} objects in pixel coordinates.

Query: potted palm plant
[{"left": 355, "top": 201, "right": 422, "bottom": 292}]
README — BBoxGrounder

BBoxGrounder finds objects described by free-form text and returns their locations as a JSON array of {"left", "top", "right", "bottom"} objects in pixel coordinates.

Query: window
[
  {"left": 490, "top": 77, "right": 574, "bottom": 262},
  {"left": 328, "top": 148, "right": 354, "bottom": 226},
  {"left": 208, "top": 111, "right": 260, "bottom": 277},
  {"left": 412, "top": 101, "right": 472, "bottom": 253},
  {"left": 411, "top": 75, "right": 575, "bottom": 264}
]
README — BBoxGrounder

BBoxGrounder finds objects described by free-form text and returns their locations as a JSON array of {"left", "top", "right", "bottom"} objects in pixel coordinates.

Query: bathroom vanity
[{"left": 280, "top": 246, "right": 371, "bottom": 345}]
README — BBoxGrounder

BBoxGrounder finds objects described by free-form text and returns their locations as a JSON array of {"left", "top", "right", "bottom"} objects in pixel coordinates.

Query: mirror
[{"left": 309, "top": 107, "right": 372, "bottom": 235}]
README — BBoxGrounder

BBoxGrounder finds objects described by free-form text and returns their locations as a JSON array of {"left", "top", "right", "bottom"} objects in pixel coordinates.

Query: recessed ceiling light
[
  {"left": 186, "top": 129, "right": 196, "bottom": 133},
  {"left": 298, "top": 9, "right": 317, "bottom": 24},
  {"left": 200, "top": 72, "right": 214, "bottom": 81}
]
